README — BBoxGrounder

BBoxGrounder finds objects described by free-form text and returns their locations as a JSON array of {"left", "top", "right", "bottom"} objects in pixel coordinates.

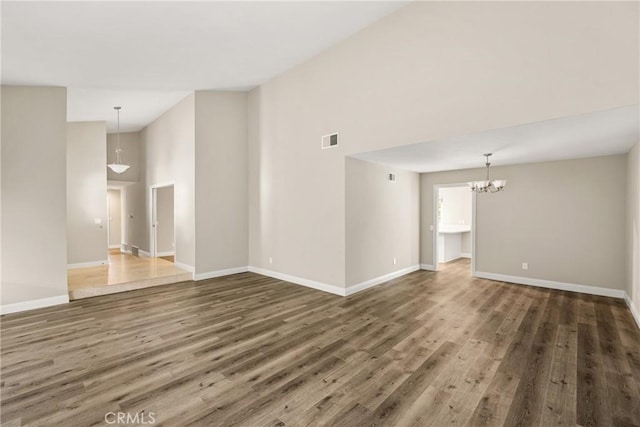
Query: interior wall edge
[
  {"left": 248, "top": 266, "right": 346, "bottom": 296},
  {"left": 193, "top": 266, "right": 249, "bottom": 281},
  {"left": 474, "top": 270, "right": 626, "bottom": 299},
  {"left": 0, "top": 294, "right": 69, "bottom": 316},
  {"left": 344, "top": 264, "right": 420, "bottom": 296},
  {"left": 624, "top": 293, "right": 640, "bottom": 330}
]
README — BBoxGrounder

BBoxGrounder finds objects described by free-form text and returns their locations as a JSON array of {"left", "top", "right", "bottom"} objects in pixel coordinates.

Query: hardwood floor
[
  {"left": 67, "top": 250, "right": 190, "bottom": 300},
  {"left": 2, "top": 259, "right": 639, "bottom": 426}
]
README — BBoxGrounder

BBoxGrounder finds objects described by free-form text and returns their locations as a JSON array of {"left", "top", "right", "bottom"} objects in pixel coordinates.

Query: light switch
[{"left": 94, "top": 218, "right": 102, "bottom": 225}]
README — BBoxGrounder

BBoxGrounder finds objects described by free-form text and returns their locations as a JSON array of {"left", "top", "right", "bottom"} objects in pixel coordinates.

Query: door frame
[
  {"left": 149, "top": 182, "right": 175, "bottom": 258},
  {"left": 432, "top": 183, "right": 477, "bottom": 273}
]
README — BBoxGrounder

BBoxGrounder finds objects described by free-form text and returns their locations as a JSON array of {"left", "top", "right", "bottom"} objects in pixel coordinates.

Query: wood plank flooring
[{"left": 2, "top": 259, "right": 639, "bottom": 426}]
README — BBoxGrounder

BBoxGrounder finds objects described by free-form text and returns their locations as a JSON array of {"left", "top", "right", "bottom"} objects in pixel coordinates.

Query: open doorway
[
  {"left": 107, "top": 188, "right": 122, "bottom": 251},
  {"left": 151, "top": 184, "right": 175, "bottom": 263},
  {"left": 434, "top": 184, "right": 475, "bottom": 274}
]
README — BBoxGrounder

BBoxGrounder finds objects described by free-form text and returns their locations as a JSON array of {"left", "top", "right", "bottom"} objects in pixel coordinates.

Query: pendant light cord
[
  {"left": 115, "top": 106, "right": 122, "bottom": 164},
  {"left": 484, "top": 153, "right": 491, "bottom": 181}
]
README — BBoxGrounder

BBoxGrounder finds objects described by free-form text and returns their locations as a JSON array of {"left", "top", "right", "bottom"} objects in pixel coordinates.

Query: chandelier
[
  {"left": 107, "top": 106, "right": 130, "bottom": 174},
  {"left": 468, "top": 153, "right": 506, "bottom": 193}
]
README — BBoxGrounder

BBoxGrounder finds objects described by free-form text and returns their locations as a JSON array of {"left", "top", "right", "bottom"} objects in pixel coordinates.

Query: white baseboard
[
  {"left": 174, "top": 261, "right": 195, "bottom": 274},
  {"left": 625, "top": 293, "right": 640, "bottom": 330},
  {"left": 139, "top": 250, "right": 151, "bottom": 258},
  {"left": 194, "top": 266, "right": 249, "bottom": 281},
  {"left": 0, "top": 295, "right": 69, "bottom": 315},
  {"left": 460, "top": 252, "right": 471, "bottom": 258},
  {"left": 248, "top": 266, "right": 346, "bottom": 296},
  {"left": 67, "top": 260, "right": 108, "bottom": 269},
  {"left": 108, "top": 244, "right": 121, "bottom": 249},
  {"left": 248, "top": 265, "right": 421, "bottom": 297},
  {"left": 157, "top": 251, "right": 175, "bottom": 257},
  {"left": 474, "top": 271, "right": 626, "bottom": 299},
  {"left": 345, "top": 265, "right": 420, "bottom": 296},
  {"left": 420, "top": 264, "right": 436, "bottom": 271}
]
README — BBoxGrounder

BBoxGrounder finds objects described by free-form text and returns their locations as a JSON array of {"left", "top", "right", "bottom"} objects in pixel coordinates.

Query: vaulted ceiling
[{"left": 2, "top": 1, "right": 408, "bottom": 131}]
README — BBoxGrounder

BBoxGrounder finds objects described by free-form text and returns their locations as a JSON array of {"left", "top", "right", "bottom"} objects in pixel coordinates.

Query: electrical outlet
[
  {"left": 522, "top": 262, "right": 528, "bottom": 270},
  {"left": 429, "top": 225, "right": 434, "bottom": 231},
  {"left": 393, "top": 257, "right": 397, "bottom": 265},
  {"left": 269, "top": 257, "right": 273, "bottom": 265}
]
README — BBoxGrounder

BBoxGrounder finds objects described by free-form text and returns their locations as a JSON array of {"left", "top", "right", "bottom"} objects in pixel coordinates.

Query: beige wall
[
  {"left": 194, "top": 91, "right": 248, "bottom": 275},
  {"left": 346, "top": 158, "right": 419, "bottom": 287},
  {"left": 156, "top": 185, "right": 174, "bottom": 254},
  {"left": 121, "top": 182, "right": 146, "bottom": 252},
  {"left": 627, "top": 142, "right": 640, "bottom": 319},
  {"left": 141, "top": 94, "right": 195, "bottom": 268},
  {"left": 67, "top": 121, "right": 108, "bottom": 265},
  {"left": 107, "top": 132, "right": 140, "bottom": 182},
  {"left": 421, "top": 155, "right": 628, "bottom": 291},
  {"left": 249, "top": 1, "right": 638, "bottom": 287},
  {"left": 1, "top": 86, "right": 68, "bottom": 306},
  {"left": 107, "top": 189, "right": 122, "bottom": 248},
  {"left": 248, "top": 88, "right": 265, "bottom": 273}
]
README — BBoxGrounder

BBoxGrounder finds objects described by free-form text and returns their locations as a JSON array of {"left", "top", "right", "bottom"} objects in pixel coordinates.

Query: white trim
[
  {"left": 474, "top": 271, "right": 626, "bottom": 299},
  {"left": 248, "top": 266, "right": 346, "bottom": 296},
  {"left": 1, "top": 295, "right": 69, "bottom": 315},
  {"left": 67, "top": 260, "right": 108, "bottom": 269},
  {"left": 432, "top": 188, "right": 438, "bottom": 271},
  {"left": 420, "top": 264, "right": 436, "bottom": 271},
  {"left": 624, "top": 293, "right": 640, "bottom": 330},
  {"left": 194, "top": 266, "right": 249, "bottom": 281},
  {"left": 345, "top": 265, "right": 420, "bottom": 296},
  {"left": 138, "top": 250, "right": 151, "bottom": 258},
  {"left": 157, "top": 251, "right": 175, "bottom": 257},
  {"left": 149, "top": 181, "right": 175, "bottom": 258},
  {"left": 471, "top": 191, "right": 477, "bottom": 273},
  {"left": 460, "top": 252, "right": 471, "bottom": 259},
  {"left": 108, "top": 244, "right": 121, "bottom": 249},
  {"left": 248, "top": 265, "right": 421, "bottom": 297},
  {"left": 174, "top": 261, "right": 195, "bottom": 274}
]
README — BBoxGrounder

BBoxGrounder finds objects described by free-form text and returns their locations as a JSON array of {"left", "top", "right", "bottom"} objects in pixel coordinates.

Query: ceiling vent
[{"left": 321, "top": 133, "right": 338, "bottom": 149}]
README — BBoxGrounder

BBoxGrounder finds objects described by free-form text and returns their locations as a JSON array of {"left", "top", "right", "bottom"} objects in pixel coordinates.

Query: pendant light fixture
[
  {"left": 107, "top": 106, "right": 130, "bottom": 174},
  {"left": 468, "top": 153, "right": 506, "bottom": 193}
]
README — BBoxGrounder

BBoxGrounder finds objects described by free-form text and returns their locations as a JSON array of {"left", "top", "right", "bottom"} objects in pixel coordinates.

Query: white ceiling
[
  {"left": 352, "top": 105, "right": 640, "bottom": 173},
  {"left": 67, "top": 88, "right": 192, "bottom": 133},
  {"left": 2, "top": 1, "right": 407, "bottom": 132}
]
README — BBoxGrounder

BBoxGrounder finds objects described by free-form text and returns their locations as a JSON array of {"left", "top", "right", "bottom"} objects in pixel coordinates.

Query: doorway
[
  {"left": 151, "top": 184, "right": 175, "bottom": 263},
  {"left": 107, "top": 188, "right": 122, "bottom": 251},
  {"left": 69, "top": 182, "right": 188, "bottom": 299},
  {"left": 433, "top": 184, "right": 476, "bottom": 273}
]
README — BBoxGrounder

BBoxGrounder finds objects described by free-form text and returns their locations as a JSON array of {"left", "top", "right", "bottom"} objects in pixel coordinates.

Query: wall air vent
[
  {"left": 321, "top": 133, "right": 339, "bottom": 149},
  {"left": 388, "top": 173, "right": 396, "bottom": 182}
]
